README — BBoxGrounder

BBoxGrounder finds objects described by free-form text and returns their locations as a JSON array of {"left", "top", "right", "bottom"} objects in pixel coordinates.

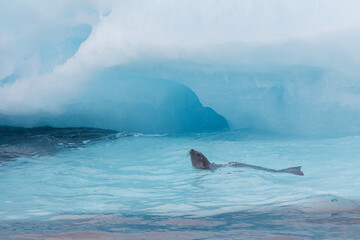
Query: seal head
[{"left": 189, "top": 149, "right": 211, "bottom": 169}]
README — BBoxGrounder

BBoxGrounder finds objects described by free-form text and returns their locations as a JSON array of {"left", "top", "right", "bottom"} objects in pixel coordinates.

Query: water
[{"left": 1, "top": 128, "right": 360, "bottom": 239}]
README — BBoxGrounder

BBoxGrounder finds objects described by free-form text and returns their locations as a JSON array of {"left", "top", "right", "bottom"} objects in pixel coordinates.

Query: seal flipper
[{"left": 278, "top": 166, "right": 304, "bottom": 176}]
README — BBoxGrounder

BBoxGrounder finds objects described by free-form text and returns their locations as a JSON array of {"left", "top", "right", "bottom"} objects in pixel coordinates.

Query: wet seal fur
[{"left": 189, "top": 149, "right": 304, "bottom": 176}]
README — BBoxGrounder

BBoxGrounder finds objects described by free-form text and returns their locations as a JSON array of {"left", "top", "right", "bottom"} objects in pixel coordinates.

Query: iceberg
[{"left": 1, "top": 0, "right": 360, "bottom": 136}]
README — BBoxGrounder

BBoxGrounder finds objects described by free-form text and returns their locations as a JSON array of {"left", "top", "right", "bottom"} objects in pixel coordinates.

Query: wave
[{"left": 0, "top": 126, "right": 116, "bottom": 161}]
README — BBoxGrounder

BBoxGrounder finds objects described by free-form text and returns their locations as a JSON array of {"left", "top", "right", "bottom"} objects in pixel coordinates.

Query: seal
[{"left": 189, "top": 149, "right": 304, "bottom": 176}]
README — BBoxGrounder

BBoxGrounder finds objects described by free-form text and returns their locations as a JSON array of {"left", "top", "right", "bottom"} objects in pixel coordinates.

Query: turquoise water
[{"left": 1, "top": 129, "right": 360, "bottom": 239}]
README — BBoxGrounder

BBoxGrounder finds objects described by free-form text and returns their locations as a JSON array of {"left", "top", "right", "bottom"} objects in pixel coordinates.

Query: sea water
[{"left": 1, "top": 129, "right": 360, "bottom": 239}]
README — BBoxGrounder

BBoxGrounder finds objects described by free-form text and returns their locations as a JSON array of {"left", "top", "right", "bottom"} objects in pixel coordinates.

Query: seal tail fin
[{"left": 278, "top": 166, "right": 304, "bottom": 176}]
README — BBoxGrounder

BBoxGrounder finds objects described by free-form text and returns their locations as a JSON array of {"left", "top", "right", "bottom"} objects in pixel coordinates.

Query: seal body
[{"left": 189, "top": 149, "right": 304, "bottom": 176}]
